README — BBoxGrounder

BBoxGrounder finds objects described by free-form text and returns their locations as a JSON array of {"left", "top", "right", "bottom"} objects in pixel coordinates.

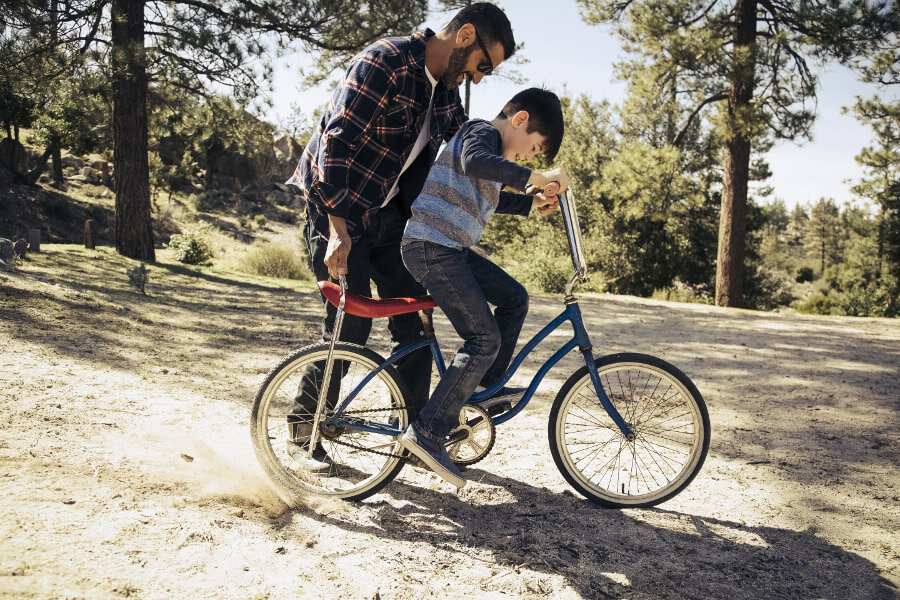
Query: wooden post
[
  {"left": 84, "top": 219, "right": 96, "bottom": 249},
  {"left": 28, "top": 229, "right": 40, "bottom": 253}
]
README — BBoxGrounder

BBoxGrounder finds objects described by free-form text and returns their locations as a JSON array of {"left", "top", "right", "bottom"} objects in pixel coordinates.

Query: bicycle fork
[{"left": 568, "top": 299, "right": 634, "bottom": 440}]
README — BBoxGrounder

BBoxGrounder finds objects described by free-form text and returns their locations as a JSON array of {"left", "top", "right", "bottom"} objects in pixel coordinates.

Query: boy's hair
[
  {"left": 497, "top": 88, "right": 565, "bottom": 162},
  {"left": 444, "top": 3, "right": 516, "bottom": 62}
]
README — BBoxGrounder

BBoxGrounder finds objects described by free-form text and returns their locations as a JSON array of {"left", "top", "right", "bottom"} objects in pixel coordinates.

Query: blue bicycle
[{"left": 251, "top": 189, "right": 710, "bottom": 508}]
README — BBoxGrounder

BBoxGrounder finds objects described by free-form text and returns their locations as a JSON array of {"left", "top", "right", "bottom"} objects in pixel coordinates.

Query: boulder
[
  {"left": 61, "top": 155, "right": 85, "bottom": 169},
  {"left": 0, "top": 239, "right": 13, "bottom": 262},
  {"left": 0, "top": 138, "right": 27, "bottom": 173},
  {"left": 0, "top": 166, "right": 14, "bottom": 184},
  {"left": 274, "top": 134, "right": 302, "bottom": 159},
  {"left": 207, "top": 150, "right": 255, "bottom": 191},
  {"left": 81, "top": 166, "right": 101, "bottom": 184},
  {"left": 274, "top": 134, "right": 302, "bottom": 174}
]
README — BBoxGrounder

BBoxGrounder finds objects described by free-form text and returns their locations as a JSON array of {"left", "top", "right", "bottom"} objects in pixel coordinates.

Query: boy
[{"left": 398, "top": 87, "right": 569, "bottom": 487}]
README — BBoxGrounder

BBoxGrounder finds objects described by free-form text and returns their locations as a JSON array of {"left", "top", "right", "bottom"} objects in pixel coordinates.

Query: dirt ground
[{"left": 1, "top": 245, "right": 898, "bottom": 600}]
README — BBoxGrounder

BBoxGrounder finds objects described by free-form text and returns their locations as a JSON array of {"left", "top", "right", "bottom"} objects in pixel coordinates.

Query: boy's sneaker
[
  {"left": 286, "top": 422, "right": 333, "bottom": 473},
  {"left": 398, "top": 426, "right": 466, "bottom": 488}
]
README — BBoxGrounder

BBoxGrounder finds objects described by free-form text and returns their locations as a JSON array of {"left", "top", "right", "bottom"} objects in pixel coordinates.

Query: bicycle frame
[{"left": 322, "top": 189, "right": 633, "bottom": 440}]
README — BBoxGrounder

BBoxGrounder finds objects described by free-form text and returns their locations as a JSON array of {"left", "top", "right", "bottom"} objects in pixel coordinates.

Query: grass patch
[{"left": 240, "top": 240, "right": 311, "bottom": 280}]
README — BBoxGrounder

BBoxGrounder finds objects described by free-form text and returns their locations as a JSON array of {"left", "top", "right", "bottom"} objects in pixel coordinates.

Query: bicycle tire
[
  {"left": 549, "top": 353, "right": 710, "bottom": 508},
  {"left": 250, "top": 342, "right": 410, "bottom": 502}
]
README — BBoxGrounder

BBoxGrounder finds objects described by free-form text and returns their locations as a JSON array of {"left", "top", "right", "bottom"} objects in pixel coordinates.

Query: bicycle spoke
[
  {"left": 251, "top": 344, "right": 409, "bottom": 501},
  {"left": 550, "top": 357, "right": 709, "bottom": 508}
]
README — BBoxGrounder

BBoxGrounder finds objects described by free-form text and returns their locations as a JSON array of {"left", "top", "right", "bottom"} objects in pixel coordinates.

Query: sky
[{"left": 267, "top": 0, "right": 897, "bottom": 210}]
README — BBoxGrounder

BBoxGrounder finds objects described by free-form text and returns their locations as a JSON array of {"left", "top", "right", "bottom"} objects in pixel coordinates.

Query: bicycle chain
[
  {"left": 317, "top": 406, "right": 408, "bottom": 459},
  {"left": 314, "top": 406, "right": 472, "bottom": 460}
]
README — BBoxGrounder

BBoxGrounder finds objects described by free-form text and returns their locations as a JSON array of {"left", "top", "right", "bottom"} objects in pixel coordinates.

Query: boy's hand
[
  {"left": 541, "top": 167, "right": 571, "bottom": 195},
  {"left": 533, "top": 193, "right": 560, "bottom": 216}
]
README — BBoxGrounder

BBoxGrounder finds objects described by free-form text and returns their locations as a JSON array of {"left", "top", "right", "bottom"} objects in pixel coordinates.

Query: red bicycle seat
[{"left": 317, "top": 281, "right": 437, "bottom": 319}]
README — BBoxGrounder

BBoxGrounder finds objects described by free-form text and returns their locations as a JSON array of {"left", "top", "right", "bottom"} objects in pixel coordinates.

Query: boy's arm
[
  {"left": 496, "top": 191, "right": 534, "bottom": 216},
  {"left": 497, "top": 191, "right": 560, "bottom": 216},
  {"left": 460, "top": 123, "right": 571, "bottom": 195},
  {"left": 460, "top": 123, "right": 532, "bottom": 191}
]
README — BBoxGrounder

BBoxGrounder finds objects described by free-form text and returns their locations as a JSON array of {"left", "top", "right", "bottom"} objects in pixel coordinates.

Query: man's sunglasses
[{"left": 473, "top": 29, "right": 494, "bottom": 75}]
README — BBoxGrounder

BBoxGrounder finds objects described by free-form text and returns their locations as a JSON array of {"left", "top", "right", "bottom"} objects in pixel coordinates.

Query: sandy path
[{"left": 1, "top": 246, "right": 897, "bottom": 599}]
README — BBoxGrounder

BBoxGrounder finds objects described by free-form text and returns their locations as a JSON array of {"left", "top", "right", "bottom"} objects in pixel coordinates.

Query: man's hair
[
  {"left": 497, "top": 88, "right": 565, "bottom": 162},
  {"left": 444, "top": 2, "right": 516, "bottom": 62}
]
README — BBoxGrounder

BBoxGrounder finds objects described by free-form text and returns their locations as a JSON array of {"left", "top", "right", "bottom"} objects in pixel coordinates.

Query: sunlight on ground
[
  {"left": 625, "top": 510, "right": 771, "bottom": 549},
  {"left": 600, "top": 572, "right": 632, "bottom": 586}
]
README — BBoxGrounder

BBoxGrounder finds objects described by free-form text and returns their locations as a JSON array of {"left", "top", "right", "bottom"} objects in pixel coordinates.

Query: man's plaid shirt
[{"left": 288, "top": 30, "right": 467, "bottom": 241}]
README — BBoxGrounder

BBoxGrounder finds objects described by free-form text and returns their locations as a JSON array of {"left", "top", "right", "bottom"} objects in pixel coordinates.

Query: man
[{"left": 286, "top": 3, "right": 517, "bottom": 468}]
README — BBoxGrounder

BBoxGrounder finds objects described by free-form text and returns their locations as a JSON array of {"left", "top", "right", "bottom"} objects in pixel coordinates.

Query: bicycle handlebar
[{"left": 559, "top": 188, "right": 589, "bottom": 295}]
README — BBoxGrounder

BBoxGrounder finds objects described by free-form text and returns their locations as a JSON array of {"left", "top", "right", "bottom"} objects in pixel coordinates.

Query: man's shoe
[
  {"left": 398, "top": 426, "right": 465, "bottom": 488},
  {"left": 286, "top": 440, "right": 333, "bottom": 472},
  {"left": 286, "top": 421, "right": 333, "bottom": 472}
]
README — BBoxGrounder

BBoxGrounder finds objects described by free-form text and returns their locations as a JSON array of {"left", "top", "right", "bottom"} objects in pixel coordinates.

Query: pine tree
[{"left": 577, "top": 0, "right": 900, "bottom": 307}]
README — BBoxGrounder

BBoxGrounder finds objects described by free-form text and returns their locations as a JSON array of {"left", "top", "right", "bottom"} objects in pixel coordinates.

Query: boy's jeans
[{"left": 401, "top": 240, "right": 529, "bottom": 440}]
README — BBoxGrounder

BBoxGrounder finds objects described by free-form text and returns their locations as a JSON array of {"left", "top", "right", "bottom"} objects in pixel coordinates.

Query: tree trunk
[
  {"left": 111, "top": 0, "right": 155, "bottom": 262},
  {"left": 22, "top": 142, "right": 57, "bottom": 185},
  {"left": 51, "top": 146, "right": 63, "bottom": 185},
  {"left": 715, "top": 0, "right": 757, "bottom": 307}
]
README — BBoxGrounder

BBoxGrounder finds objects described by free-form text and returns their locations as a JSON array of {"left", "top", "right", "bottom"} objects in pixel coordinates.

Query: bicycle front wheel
[
  {"left": 250, "top": 342, "right": 409, "bottom": 502},
  {"left": 549, "top": 353, "right": 710, "bottom": 508}
]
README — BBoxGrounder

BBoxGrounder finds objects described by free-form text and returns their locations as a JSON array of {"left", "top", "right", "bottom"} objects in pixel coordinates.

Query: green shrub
[
  {"left": 652, "top": 279, "right": 713, "bottom": 304},
  {"left": 744, "top": 265, "right": 796, "bottom": 311},
  {"left": 241, "top": 241, "right": 310, "bottom": 280},
  {"left": 518, "top": 255, "right": 571, "bottom": 294},
  {"left": 254, "top": 214, "right": 268, "bottom": 227},
  {"left": 795, "top": 266, "right": 815, "bottom": 283},
  {"left": 127, "top": 262, "right": 150, "bottom": 294},
  {"left": 796, "top": 294, "right": 832, "bottom": 315},
  {"left": 168, "top": 224, "right": 213, "bottom": 264}
]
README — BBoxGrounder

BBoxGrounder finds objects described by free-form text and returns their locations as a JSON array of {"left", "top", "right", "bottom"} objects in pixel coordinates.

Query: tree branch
[{"left": 672, "top": 92, "right": 728, "bottom": 147}]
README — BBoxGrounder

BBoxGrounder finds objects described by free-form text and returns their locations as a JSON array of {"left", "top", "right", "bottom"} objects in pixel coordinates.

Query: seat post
[{"left": 418, "top": 308, "right": 435, "bottom": 338}]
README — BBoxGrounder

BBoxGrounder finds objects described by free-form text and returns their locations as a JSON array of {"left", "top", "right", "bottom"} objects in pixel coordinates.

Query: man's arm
[{"left": 313, "top": 48, "right": 399, "bottom": 277}]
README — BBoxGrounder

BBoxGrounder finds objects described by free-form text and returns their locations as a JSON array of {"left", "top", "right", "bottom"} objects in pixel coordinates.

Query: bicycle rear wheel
[
  {"left": 549, "top": 353, "right": 710, "bottom": 508},
  {"left": 250, "top": 342, "right": 409, "bottom": 502}
]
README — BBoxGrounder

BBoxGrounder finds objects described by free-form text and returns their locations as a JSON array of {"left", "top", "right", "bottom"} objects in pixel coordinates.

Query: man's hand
[{"left": 324, "top": 215, "right": 351, "bottom": 279}]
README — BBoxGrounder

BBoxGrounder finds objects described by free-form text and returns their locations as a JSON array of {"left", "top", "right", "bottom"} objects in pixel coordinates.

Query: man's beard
[{"left": 440, "top": 45, "right": 475, "bottom": 90}]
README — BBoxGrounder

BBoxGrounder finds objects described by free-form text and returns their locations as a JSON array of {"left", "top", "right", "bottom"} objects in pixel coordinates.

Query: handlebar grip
[{"left": 544, "top": 181, "right": 559, "bottom": 196}]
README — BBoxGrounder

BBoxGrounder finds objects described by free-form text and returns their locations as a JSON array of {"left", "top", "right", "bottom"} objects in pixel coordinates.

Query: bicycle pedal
[
  {"left": 446, "top": 429, "right": 470, "bottom": 444},
  {"left": 487, "top": 401, "right": 512, "bottom": 417}
]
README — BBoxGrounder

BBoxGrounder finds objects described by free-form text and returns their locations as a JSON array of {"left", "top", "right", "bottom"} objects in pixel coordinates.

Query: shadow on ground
[{"left": 298, "top": 469, "right": 896, "bottom": 600}]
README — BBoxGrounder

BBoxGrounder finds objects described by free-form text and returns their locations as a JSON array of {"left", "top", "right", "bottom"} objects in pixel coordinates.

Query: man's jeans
[
  {"left": 400, "top": 240, "right": 529, "bottom": 440},
  {"left": 290, "top": 201, "right": 433, "bottom": 427}
]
